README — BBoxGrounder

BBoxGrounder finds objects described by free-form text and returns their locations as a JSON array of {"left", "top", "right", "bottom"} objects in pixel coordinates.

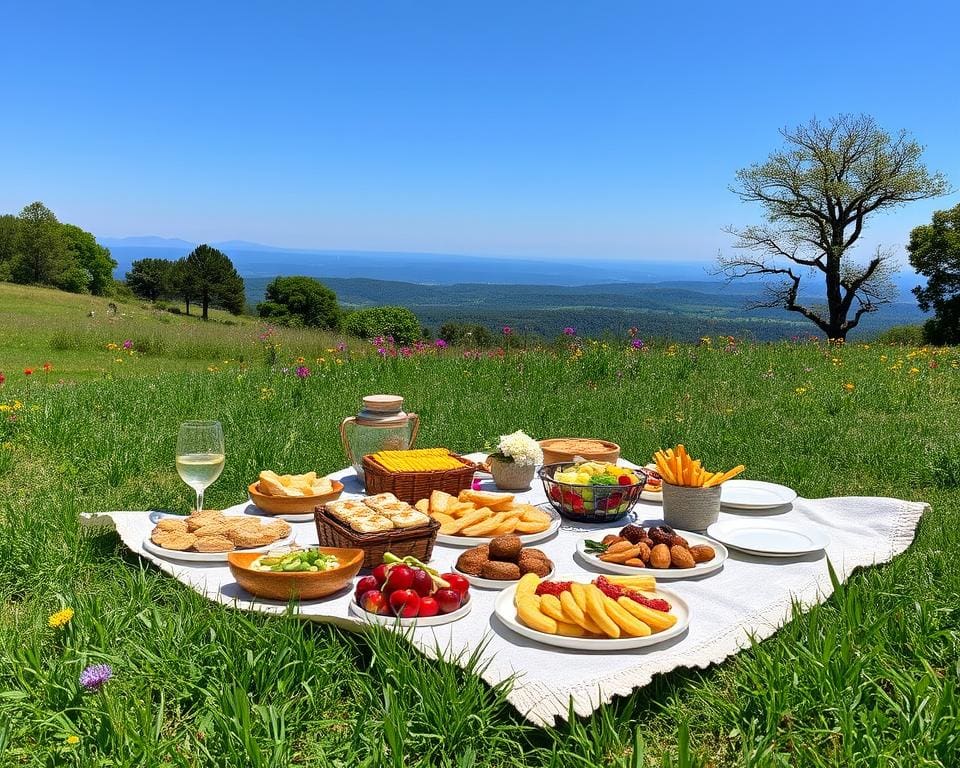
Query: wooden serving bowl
[
  {"left": 247, "top": 480, "right": 344, "bottom": 515},
  {"left": 227, "top": 547, "right": 363, "bottom": 601},
  {"left": 539, "top": 438, "right": 621, "bottom": 465}
]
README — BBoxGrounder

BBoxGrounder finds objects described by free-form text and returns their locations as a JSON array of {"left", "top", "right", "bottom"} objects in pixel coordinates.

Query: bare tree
[{"left": 718, "top": 114, "right": 949, "bottom": 339}]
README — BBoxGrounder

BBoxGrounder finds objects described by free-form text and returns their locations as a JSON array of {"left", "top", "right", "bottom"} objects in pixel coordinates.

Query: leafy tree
[
  {"left": 61, "top": 224, "right": 116, "bottom": 295},
  {"left": 257, "top": 276, "right": 339, "bottom": 328},
  {"left": 908, "top": 203, "right": 960, "bottom": 344},
  {"left": 126, "top": 258, "right": 176, "bottom": 301},
  {"left": 343, "top": 306, "right": 421, "bottom": 344},
  {"left": 11, "top": 202, "right": 72, "bottom": 287},
  {"left": 439, "top": 322, "right": 493, "bottom": 347},
  {"left": 0, "top": 214, "right": 19, "bottom": 281},
  {"left": 181, "top": 245, "right": 245, "bottom": 319},
  {"left": 718, "top": 114, "right": 949, "bottom": 339}
]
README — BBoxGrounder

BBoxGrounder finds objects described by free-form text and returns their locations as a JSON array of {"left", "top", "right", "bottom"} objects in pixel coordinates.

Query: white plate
[
  {"left": 142, "top": 532, "right": 295, "bottom": 563},
  {"left": 436, "top": 506, "right": 561, "bottom": 548},
  {"left": 453, "top": 563, "right": 555, "bottom": 590},
  {"left": 348, "top": 594, "right": 472, "bottom": 627},
  {"left": 494, "top": 581, "right": 690, "bottom": 650},
  {"left": 706, "top": 518, "right": 828, "bottom": 557},
  {"left": 575, "top": 531, "right": 727, "bottom": 579},
  {"left": 244, "top": 501, "right": 314, "bottom": 523},
  {"left": 720, "top": 480, "right": 797, "bottom": 510}
]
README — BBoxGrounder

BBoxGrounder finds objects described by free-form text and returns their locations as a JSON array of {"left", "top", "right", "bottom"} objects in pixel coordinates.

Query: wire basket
[{"left": 538, "top": 462, "right": 646, "bottom": 523}]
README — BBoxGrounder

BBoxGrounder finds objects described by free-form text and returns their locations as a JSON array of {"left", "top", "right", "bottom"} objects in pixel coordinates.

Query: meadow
[{"left": 0, "top": 283, "right": 958, "bottom": 767}]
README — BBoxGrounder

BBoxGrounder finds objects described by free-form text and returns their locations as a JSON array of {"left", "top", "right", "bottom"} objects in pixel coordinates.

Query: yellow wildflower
[
  {"left": 842, "top": 382, "right": 855, "bottom": 392},
  {"left": 795, "top": 387, "right": 808, "bottom": 395},
  {"left": 909, "top": 367, "right": 920, "bottom": 374},
  {"left": 48, "top": 607, "right": 74, "bottom": 629},
  {"left": 13, "top": 400, "right": 22, "bottom": 410},
  {"left": 880, "top": 355, "right": 888, "bottom": 362},
  {"left": 65, "top": 735, "right": 80, "bottom": 745},
  {"left": 0, "top": 404, "right": 9, "bottom": 413}
]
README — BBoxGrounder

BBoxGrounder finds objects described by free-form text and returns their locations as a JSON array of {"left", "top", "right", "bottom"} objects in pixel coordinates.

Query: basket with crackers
[
  {"left": 419, "top": 488, "right": 558, "bottom": 544},
  {"left": 361, "top": 448, "right": 478, "bottom": 504},
  {"left": 314, "top": 492, "right": 440, "bottom": 568}
]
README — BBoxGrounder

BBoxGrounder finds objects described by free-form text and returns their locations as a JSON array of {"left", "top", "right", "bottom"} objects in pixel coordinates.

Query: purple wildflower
[
  {"left": 336, "top": 341, "right": 346, "bottom": 352},
  {"left": 122, "top": 339, "right": 133, "bottom": 350},
  {"left": 79, "top": 664, "right": 112, "bottom": 691},
  {"left": 631, "top": 339, "right": 644, "bottom": 349},
  {"left": 502, "top": 326, "right": 511, "bottom": 336},
  {"left": 376, "top": 347, "right": 387, "bottom": 357},
  {"left": 563, "top": 327, "right": 575, "bottom": 336},
  {"left": 295, "top": 365, "right": 310, "bottom": 379},
  {"left": 434, "top": 339, "right": 447, "bottom": 349},
  {"left": 400, "top": 347, "right": 412, "bottom": 357}
]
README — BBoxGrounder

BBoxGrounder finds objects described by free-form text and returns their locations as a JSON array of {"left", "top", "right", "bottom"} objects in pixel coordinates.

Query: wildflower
[
  {"left": 400, "top": 347, "right": 412, "bottom": 357},
  {"left": 880, "top": 355, "right": 888, "bottom": 362},
  {"left": 0, "top": 405, "right": 9, "bottom": 412},
  {"left": 628, "top": 327, "right": 638, "bottom": 338},
  {"left": 795, "top": 387, "right": 808, "bottom": 395},
  {"left": 502, "top": 326, "right": 512, "bottom": 336},
  {"left": 295, "top": 365, "right": 310, "bottom": 379},
  {"left": 562, "top": 327, "right": 576, "bottom": 336},
  {"left": 336, "top": 342, "right": 346, "bottom": 352},
  {"left": 0, "top": 372, "right": 5, "bottom": 386},
  {"left": 65, "top": 735, "right": 80, "bottom": 745},
  {"left": 631, "top": 339, "right": 644, "bottom": 350},
  {"left": 122, "top": 339, "right": 133, "bottom": 350},
  {"left": 842, "top": 382, "right": 855, "bottom": 392},
  {"left": 24, "top": 368, "right": 33, "bottom": 376},
  {"left": 79, "top": 664, "right": 112, "bottom": 691},
  {"left": 296, "top": 356, "right": 305, "bottom": 364},
  {"left": 909, "top": 367, "right": 920, "bottom": 374},
  {"left": 434, "top": 339, "right": 447, "bottom": 349},
  {"left": 43, "top": 362, "right": 52, "bottom": 373},
  {"left": 48, "top": 607, "right": 74, "bottom": 629}
]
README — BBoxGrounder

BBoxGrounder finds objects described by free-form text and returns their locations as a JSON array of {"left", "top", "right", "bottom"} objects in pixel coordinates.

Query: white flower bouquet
[{"left": 489, "top": 430, "right": 543, "bottom": 467}]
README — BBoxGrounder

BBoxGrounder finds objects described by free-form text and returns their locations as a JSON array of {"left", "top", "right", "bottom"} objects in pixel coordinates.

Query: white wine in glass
[{"left": 176, "top": 420, "right": 225, "bottom": 514}]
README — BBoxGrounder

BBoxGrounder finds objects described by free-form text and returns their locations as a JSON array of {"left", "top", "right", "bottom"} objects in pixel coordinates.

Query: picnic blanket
[{"left": 82, "top": 455, "right": 926, "bottom": 726}]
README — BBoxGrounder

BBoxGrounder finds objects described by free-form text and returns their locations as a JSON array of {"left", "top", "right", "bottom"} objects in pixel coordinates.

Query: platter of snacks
[
  {"left": 576, "top": 523, "right": 728, "bottom": 578},
  {"left": 316, "top": 493, "right": 439, "bottom": 569},
  {"left": 493, "top": 573, "right": 690, "bottom": 650},
  {"left": 247, "top": 470, "right": 344, "bottom": 521},
  {"left": 720, "top": 479, "right": 798, "bottom": 510},
  {"left": 539, "top": 461, "right": 646, "bottom": 523},
  {"left": 453, "top": 535, "right": 555, "bottom": 589},
  {"left": 422, "top": 489, "right": 560, "bottom": 546},
  {"left": 227, "top": 546, "right": 363, "bottom": 600},
  {"left": 349, "top": 553, "right": 472, "bottom": 626},
  {"left": 706, "top": 518, "right": 828, "bottom": 557},
  {"left": 145, "top": 510, "right": 293, "bottom": 562}
]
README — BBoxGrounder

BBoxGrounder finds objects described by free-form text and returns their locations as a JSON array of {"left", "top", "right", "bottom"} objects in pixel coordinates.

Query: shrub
[
  {"left": 343, "top": 306, "right": 421, "bottom": 344},
  {"left": 257, "top": 276, "right": 339, "bottom": 329},
  {"left": 874, "top": 324, "right": 926, "bottom": 345}
]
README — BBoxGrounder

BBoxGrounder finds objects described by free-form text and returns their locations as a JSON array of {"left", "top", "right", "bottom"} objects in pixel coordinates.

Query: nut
[
  {"left": 636, "top": 542, "right": 651, "bottom": 563},
  {"left": 688, "top": 544, "right": 716, "bottom": 563},
  {"left": 602, "top": 534, "right": 626, "bottom": 547},
  {"left": 670, "top": 545, "right": 696, "bottom": 569},
  {"left": 670, "top": 535, "right": 690, "bottom": 548},
  {"left": 649, "top": 543, "right": 672, "bottom": 569}
]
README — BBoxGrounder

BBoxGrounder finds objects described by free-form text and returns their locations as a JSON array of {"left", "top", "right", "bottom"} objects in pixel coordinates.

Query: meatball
[
  {"left": 481, "top": 561, "right": 522, "bottom": 580},
  {"left": 489, "top": 534, "right": 523, "bottom": 562}
]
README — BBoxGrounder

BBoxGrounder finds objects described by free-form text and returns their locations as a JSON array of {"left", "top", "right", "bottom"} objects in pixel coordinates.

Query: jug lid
[{"left": 362, "top": 394, "right": 404, "bottom": 413}]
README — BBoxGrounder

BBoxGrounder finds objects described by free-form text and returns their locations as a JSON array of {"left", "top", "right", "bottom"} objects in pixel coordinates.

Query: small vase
[{"left": 489, "top": 457, "right": 536, "bottom": 491}]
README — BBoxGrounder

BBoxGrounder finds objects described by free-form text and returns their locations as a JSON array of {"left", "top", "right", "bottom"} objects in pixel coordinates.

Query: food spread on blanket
[
  {"left": 654, "top": 444, "right": 745, "bottom": 487},
  {"left": 513, "top": 573, "right": 678, "bottom": 638},
  {"left": 150, "top": 510, "right": 291, "bottom": 552},
  {"left": 257, "top": 470, "right": 335, "bottom": 497},
  {"left": 584, "top": 524, "right": 717, "bottom": 570},
  {"left": 420, "top": 489, "right": 553, "bottom": 537},
  {"left": 250, "top": 548, "right": 340, "bottom": 572},
  {"left": 354, "top": 552, "right": 470, "bottom": 618},
  {"left": 455, "top": 535, "right": 554, "bottom": 580},
  {"left": 325, "top": 493, "right": 432, "bottom": 532}
]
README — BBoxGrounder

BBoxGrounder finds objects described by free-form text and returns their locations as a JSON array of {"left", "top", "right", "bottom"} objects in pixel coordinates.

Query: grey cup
[{"left": 661, "top": 482, "right": 722, "bottom": 531}]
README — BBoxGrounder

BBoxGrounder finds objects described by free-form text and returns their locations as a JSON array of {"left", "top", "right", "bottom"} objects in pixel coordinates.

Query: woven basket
[
  {"left": 314, "top": 508, "right": 440, "bottom": 569},
  {"left": 361, "top": 452, "right": 477, "bottom": 504},
  {"left": 661, "top": 482, "right": 722, "bottom": 531}
]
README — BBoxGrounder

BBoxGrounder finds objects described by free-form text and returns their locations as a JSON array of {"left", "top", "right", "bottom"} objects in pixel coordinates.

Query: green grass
[{"left": 1, "top": 283, "right": 959, "bottom": 766}]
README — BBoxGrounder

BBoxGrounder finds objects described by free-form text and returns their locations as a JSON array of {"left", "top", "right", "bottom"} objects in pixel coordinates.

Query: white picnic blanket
[{"left": 81, "top": 455, "right": 926, "bottom": 726}]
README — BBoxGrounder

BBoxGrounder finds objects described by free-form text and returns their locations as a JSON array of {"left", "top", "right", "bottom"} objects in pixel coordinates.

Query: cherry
[
  {"left": 434, "top": 588, "right": 462, "bottom": 614},
  {"left": 372, "top": 563, "right": 390, "bottom": 586},
  {"left": 411, "top": 569, "right": 434, "bottom": 597},
  {"left": 441, "top": 573, "right": 470, "bottom": 599},
  {"left": 417, "top": 596, "right": 439, "bottom": 617},
  {"left": 388, "top": 589, "right": 421, "bottom": 618},
  {"left": 385, "top": 564, "right": 415, "bottom": 592},
  {"left": 355, "top": 575, "right": 379, "bottom": 601},
  {"left": 359, "top": 589, "right": 389, "bottom": 615}
]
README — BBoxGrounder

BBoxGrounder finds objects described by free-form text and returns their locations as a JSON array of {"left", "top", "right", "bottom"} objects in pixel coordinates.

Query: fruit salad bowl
[{"left": 539, "top": 462, "right": 646, "bottom": 523}]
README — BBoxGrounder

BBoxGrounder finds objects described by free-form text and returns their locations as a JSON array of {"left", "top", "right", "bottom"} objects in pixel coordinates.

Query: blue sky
[{"left": 1, "top": 1, "right": 958, "bottom": 263}]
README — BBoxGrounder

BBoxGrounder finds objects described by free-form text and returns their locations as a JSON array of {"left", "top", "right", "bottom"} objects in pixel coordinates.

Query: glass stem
[{"left": 195, "top": 488, "right": 205, "bottom": 514}]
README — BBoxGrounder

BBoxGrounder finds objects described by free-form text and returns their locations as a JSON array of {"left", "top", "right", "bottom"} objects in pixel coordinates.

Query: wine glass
[{"left": 176, "top": 421, "right": 225, "bottom": 514}]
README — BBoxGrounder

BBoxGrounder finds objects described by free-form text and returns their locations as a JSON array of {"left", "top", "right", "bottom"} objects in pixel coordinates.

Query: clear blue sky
[{"left": 2, "top": 1, "right": 957, "bottom": 263}]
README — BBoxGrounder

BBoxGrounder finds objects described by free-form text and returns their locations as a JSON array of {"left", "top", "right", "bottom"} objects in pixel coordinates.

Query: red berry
[
  {"left": 372, "top": 563, "right": 390, "bottom": 586},
  {"left": 417, "top": 596, "right": 439, "bottom": 617},
  {"left": 359, "top": 589, "right": 388, "bottom": 615},
  {"left": 385, "top": 564, "right": 415, "bottom": 592},
  {"left": 355, "top": 575, "right": 379, "bottom": 601},
  {"left": 411, "top": 569, "right": 434, "bottom": 597},
  {"left": 441, "top": 573, "right": 470, "bottom": 598},
  {"left": 618, "top": 474, "right": 633, "bottom": 486},
  {"left": 433, "top": 588, "right": 461, "bottom": 614},
  {"left": 388, "top": 589, "right": 421, "bottom": 618}
]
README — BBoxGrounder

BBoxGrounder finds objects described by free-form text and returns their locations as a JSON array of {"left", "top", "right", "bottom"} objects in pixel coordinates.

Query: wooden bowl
[
  {"left": 247, "top": 480, "right": 344, "bottom": 515},
  {"left": 227, "top": 547, "right": 363, "bottom": 601},
  {"left": 539, "top": 438, "right": 621, "bottom": 465}
]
